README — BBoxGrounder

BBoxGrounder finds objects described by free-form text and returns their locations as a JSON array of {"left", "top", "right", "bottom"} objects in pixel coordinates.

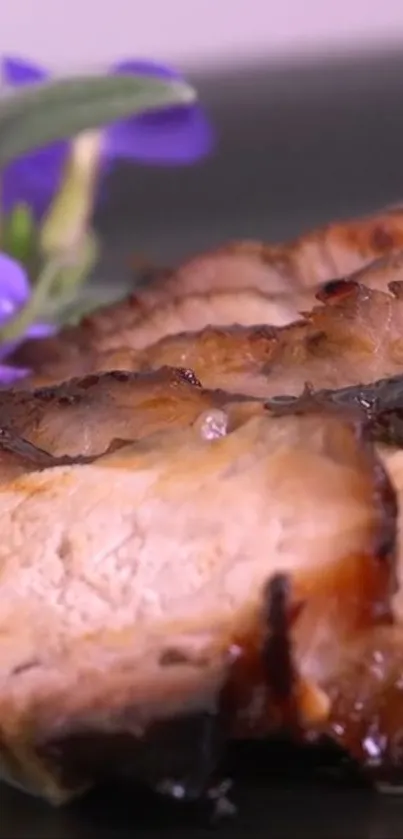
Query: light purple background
[{"left": 0, "top": 0, "right": 403, "bottom": 71}]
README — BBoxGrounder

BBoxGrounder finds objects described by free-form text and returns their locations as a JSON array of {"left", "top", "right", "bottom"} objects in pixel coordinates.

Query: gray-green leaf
[{"left": 0, "top": 73, "right": 196, "bottom": 167}]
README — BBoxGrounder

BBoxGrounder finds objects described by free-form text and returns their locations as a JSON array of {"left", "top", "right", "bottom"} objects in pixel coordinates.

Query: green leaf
[{"left": 0, "top": 73, "right": 196, "bottom": 167}]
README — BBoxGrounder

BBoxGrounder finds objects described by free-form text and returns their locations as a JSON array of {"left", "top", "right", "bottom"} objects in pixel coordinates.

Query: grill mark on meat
[
  {"left": 158, "top": 648, "right": 191, "bottom": 666},
  {"left": 263, "top": 574, "right": 295, "bottom": 705},
  {"left": 111, "top": 280, "right": 403, "bottom": 399},
  {"left": 11, "top": 659, "right": 43, "bottom": 677},
  {"left": 10, "top": 274, "right": 397, "bottom": 390},
  {"left": 158, "top": 648, "right": 209, "bottom": 668},
  {"left": 10, "top": 208, "right": 403, "bottom": 387}
]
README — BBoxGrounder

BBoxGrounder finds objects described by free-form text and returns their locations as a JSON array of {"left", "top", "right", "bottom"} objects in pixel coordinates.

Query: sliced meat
[
  {"left": 11, "top": 208, "right": 403, "bottom": 384},
  {"left": 314, "top": 623, "right": 403, "bottom": 782},
  {"left": 347, "top": 249, "right": 403, "bottom": 293},
  {"left": 0, "top": 432, "right": 68, "bottom": 484},
  {"left": 132, "top": 279, "right": 403, "bottom": 397},
  {"left": 0, "top": 408, "right": 395, "bottom": 803},
  {"left": 193, "top": 206, "right": 403, "bottom": 294},
  {"left": 0, "top": 367, "right": 266, "bottom": 461},
  {"left": 265, "top": 373, "right": 403, "bottom": 453},
  {"left": 274, "top": 446, "right": 403, "bottom": 782},
  {"left": 30, "top": 279, "right": 403, "bottom": 398},
  {"left": 11, "top": 288, "right": 312, "bottom": 385}
]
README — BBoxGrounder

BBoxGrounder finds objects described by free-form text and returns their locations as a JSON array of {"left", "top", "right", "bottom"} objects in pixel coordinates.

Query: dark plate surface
[
  {"left": 2, "top": 745, "right": 403, "bottom": 839},
  {"left": 3, "top": 46, "right": 403, "bottom": 838},
  {"left": 0, "top": 738, "right": 399, "bottom": 839}
]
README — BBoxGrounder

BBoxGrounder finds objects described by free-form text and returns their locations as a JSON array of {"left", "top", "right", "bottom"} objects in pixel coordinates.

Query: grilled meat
[
  {"left": 0, "top": 407, "right": 394, "bottom": 803},
  {"left": 11, "top": 207, "right": 403, "bottom": 387},
  {"left": 3, "top": 209, "right": 403, "bottom": 805},
  {"left": 0, "top": 367, "right": 260, "bottom": 461},
  {"left": 27, "top": 278, "right": 403, "bottom": 396}
]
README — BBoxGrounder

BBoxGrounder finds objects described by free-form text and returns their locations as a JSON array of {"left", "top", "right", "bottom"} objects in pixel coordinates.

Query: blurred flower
[
  {"left": 0, "top": 252, "right": 54, "bottom": 383},
  {"left": 1, "top": 56, "right": 214, "bottom": 219}
]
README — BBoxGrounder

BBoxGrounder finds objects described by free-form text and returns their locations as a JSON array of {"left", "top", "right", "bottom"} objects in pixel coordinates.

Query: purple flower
[
  {"left": 0, "top": 252, "right": 55, "bottom": 383},
  {"left": 1, "top": 56, "right": 214, "bottom": 220}
]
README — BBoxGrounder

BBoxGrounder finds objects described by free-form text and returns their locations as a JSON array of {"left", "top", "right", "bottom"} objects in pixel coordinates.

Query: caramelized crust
[
  {"left": 30, "top": 280, "right": 403, "bottom": 397},
  {"left": 16, "top": 279, "right": 403, "bottom": 393},
  {"left": 0, "top": 409, "right": 395, "bottom": 802},
  {"left": 0, "top": 367, "right": 268, "bottom": 476},
  {"left": 11, "top": 208, "right": 403, "bottom": 386},
  {"left": 3, "top": 209, "right": 403, "bottom": 801}
]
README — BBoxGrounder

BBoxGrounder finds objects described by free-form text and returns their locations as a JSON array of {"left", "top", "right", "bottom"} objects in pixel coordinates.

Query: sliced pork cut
[
  {"left": 11, "top": 207, "right": 403, "bottom": 386},
  {"left": 17, "top": 278, "right": 403, "bottom": 392},
  {"left": 32, "top": 279, "right": 403, "bottom": 398},
  {"left": 0, "top": 407, "right": 394, "bottom": 804},
  {"left": 0, "top": 367, "right": 268, "bottom": 471},
  {"left": 252, "top": 390, "right": 403, "bottom": 784}
]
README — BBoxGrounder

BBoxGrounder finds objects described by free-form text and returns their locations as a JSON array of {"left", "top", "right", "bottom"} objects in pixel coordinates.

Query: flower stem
[
  {"left": 0, "top": 228, "right": 99, "bottom": 341},
  {"left": 0, "top": 258, "right": 62, "bottom": 342},
  {"left": 40, "top": 130, "right": 102, "bottom": 258},
  {"left": 42, "top": 233, "right": 99, "bottom": 321}
]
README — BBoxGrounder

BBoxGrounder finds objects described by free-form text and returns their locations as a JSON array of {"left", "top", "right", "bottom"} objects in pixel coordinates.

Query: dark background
[
  {"left": 4, "top": 47, "right": 403, "bottom": 838},
  {"left": 95, "top": 46, "right": 403, "bottom": 286}
]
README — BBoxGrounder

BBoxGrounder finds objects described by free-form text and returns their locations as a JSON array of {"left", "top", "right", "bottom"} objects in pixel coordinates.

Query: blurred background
[
  {"left": 2, "top": 0, "right": 403, "bottom": 282},
  {"left": 2, "top": 0, "right": 403, "bottom": 69}
]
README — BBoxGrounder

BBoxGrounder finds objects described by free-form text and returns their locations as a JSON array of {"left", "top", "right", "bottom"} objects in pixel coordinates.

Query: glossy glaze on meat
[
  {"left": 14, "top": 277, "right": 403, "bottom": 395},
  {"left": 0, "top": 407, "right": 396, "bottom": 802},
  {"left": 0, "top": 368, "right": 245, "bottom": 458},
  {"left": 2, "top": 208, "right": 403, "bottom": 804},
  {"left": 26, "top": 278, "right": 403, "bottom": 396},
  {"left": 11, "top": 207, "right": 403, "bottom": 387}
]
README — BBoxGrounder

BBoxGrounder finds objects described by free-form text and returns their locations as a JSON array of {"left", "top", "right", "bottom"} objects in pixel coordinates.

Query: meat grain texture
[{"left": 2, "top": 208, "right": 403, "bottom": 804}]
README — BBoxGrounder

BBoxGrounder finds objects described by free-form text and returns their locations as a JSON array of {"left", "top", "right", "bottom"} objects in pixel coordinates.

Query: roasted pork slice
[
  {"left": 126, "top": 206, "right": 403, "bottom": 308},
  {"left": 0, "top": 431, "right": 83, "bottom": 484},
  {"left": 347, "top": 249, "right": 403, "bottom": 293},
  {"left": 315, "top": 449, "right": 403, "bottom": 783},
  {"left": 30, "top": 279, "right": 403, "bottom": 398},
  {"left": 11, "top": 288, "right": 312, "bottom": 387},
  {"left": 0, "top": 366, "right": 267, "bottom": 464},
  {"left": 163, "top": 206, "right": 403, "bottom": 305},
  {"left": 266, "top": 373, "right": 403, "bottom": 452},
  {"left": 313, "top": 622, "right": 403, "bottom": 783},
  {"left": 0, "top": 408, "right": 395, "bottom": 804},
  {"left": 10, "top": 207, "right": 403, "bottom": 386},
  {"left": 210, "top": 417, "right": 403, "bottom": 783}
]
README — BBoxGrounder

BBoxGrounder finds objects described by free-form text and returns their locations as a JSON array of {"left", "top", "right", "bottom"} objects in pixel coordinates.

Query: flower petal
[
  {"left": 105, "top": 105, "right": 214, "bottom": 164},
  {"left": 0, "top": 253, "right": 30, "bottom": 305},
  {"left": 2, "top": 144, "right": 69, "bottom": 219},
  {"left": 1, "top": 56, "right": 69, "bottom": 219},
  {"left": 0, "top": 364, "right": 30, "bottom": 384},
  {"left": 104, "top": 59, "right": 214, "bottom": 164},
  {"left": 2, "top": 55, "right": 47, "bottom": 86},
  {"left": 111, "top": 58, "right": 181, "bottom": 82},
  {"left": 25, "top": 322, "right": 57, "bottom": 339}
]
